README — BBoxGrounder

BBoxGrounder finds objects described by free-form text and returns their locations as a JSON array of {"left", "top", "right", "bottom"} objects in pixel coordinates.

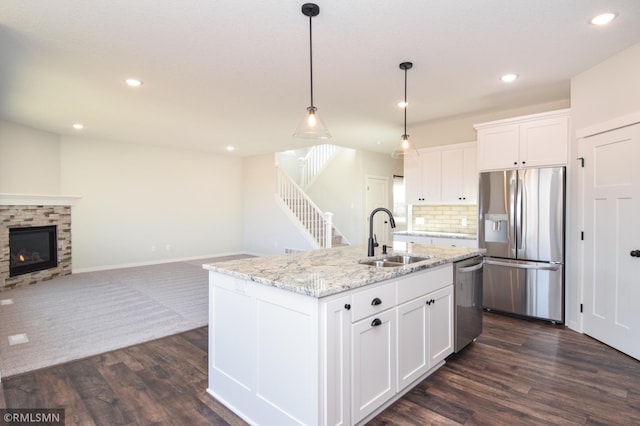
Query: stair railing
[
  {"left": 276, "top": 166, "right": 342, "bottom": 248},
  {"left": 299, "top": 144, "right": 337, "bottom": 188}
]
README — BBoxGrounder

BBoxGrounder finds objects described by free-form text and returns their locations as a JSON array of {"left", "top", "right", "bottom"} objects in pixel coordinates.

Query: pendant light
[
  {"left": 294, "top": 3, "right": 331, "bottom": 140},
  {"left": 391, "top": 61, "right": 419, "bottom": 159}
]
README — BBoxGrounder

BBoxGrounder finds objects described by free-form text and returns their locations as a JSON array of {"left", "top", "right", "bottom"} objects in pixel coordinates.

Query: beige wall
[
  {"left": 565, "top": 41, "right": 640, "bottom": 332},
  {"left": 0, "top": 120, "right": 61, "bottom": 194},
  {"left": 571, "top": 42, "right": 640, "bottom": 132},
  {"left": 1, "top": 120, "right": 245, "bottom": 271},
  {"left": 409, "top": 99, "right": 570, "bottom": 148}
]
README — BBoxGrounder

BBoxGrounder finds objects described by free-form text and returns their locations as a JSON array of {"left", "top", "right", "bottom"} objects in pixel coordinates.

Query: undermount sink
[{"left": 358, "top": 254, "right": 434, "bottom": 268}]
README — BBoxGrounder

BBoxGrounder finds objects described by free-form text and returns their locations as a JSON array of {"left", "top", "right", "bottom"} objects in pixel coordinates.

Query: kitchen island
[{"left": 203, "top": 243, "right": 483, "bottom": 426}]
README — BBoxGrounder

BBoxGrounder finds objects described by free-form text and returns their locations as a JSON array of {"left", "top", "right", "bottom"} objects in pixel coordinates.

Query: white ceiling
[{"left": 1, "top": 1, "right": 640, "bottom": 157}]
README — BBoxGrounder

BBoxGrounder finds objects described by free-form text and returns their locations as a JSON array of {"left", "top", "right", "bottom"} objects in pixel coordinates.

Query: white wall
[
  {"left": 306, "top": 148, "right": 402, "bottom": 245},
  {"left": 59, "top": 136, "right": 244, "bottom": 271},
  {"left": 242, "top": 153, "right": 313, "bottom": 255},
  {"left": 410, "top": 99, "right": 570, "bottom": 148},
  {"left": 566, "top": 41, "right": 640, "bottom": 331},
  {"left": 0, "top": 120, "right": 61, "bottom": 194}
]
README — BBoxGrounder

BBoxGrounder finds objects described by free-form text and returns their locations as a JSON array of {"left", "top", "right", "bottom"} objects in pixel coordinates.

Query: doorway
[{"left": 365, "top": 175, "right": 391, "bottom": 246}]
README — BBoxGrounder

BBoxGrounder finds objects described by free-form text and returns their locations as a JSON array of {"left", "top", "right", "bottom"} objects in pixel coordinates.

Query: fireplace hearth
[{"left": 9, "top": 225, "right": 58, "bottom": 277}]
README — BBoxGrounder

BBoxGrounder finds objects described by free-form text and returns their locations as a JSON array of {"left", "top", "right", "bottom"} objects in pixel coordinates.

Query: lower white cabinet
[
  {"left": 351, "top": 308, "right": 396, "bottom": 423},
  {"left": 208, "top": 264, "right": 454, "bottom": 426}
]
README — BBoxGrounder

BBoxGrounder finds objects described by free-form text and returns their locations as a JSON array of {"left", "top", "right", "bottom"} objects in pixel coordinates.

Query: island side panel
[{"left": 208, "top": 271, "right": 320, "bottom": 426}]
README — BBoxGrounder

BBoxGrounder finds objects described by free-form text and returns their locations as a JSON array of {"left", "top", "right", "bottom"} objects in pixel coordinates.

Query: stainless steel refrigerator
[{"left": 478, "top": 167, "right": 565, "bottom": 323}]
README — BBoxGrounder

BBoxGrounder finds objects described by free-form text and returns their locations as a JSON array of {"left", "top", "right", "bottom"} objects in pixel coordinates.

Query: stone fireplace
[{"left": 1, "top": 194, "right": 79, "bottom": 291}]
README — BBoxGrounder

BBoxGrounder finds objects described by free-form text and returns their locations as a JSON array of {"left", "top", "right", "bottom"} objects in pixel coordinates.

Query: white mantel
[{"left": 0, "top": 193, "right": 82, "bottom": 206}]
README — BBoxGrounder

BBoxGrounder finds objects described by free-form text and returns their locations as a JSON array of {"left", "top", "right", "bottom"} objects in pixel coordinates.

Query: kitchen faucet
[{"left": 367, "top": 207, "right": 396, "bottom": 256}]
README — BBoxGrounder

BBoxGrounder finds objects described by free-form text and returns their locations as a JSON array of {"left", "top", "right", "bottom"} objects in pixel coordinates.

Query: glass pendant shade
[
  {"left": 294, "top": 106, "right": 331, "bottom": 139},
  {"left": 391, "top": 134, "right": 419, "bottom": 159}
]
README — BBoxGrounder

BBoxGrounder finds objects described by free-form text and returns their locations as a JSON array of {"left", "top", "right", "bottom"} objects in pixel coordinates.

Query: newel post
[{"left": 324, "top": 212, "right": 333, "bottom": 248}]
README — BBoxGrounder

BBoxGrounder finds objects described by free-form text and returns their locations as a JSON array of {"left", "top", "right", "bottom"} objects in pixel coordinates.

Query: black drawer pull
[
  {"left": 371, "top": 318, "right": 382, "bottom": 327},
  {"left": 371, "top": 297, "right": 382, "bottom": 306},
  {"left": 344, "top": 303, "right": 351, "bottom": 310}
]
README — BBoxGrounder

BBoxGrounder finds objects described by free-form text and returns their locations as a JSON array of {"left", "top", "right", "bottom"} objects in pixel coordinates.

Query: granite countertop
[
  {"left": 394, "top": 230, "right": 477, "bottom": 240},
  {"left": 203, "top": 243, "right": 484, "bottom": 298}
]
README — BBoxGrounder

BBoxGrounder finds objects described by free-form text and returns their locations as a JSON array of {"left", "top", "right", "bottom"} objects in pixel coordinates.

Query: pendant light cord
[
  {"left": 308, "top": 14, "right": 314, "bottom": 108},
  {"left": 403, "top": 67, "right": 408, "bottom": 136}
]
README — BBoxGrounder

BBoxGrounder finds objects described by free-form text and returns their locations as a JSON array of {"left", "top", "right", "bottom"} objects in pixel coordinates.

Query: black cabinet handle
[
  {"left": 631, "top": 250, "right": 640, "bottom": 258},
  {"left": 344, "top": 303, "right": 351, "bottom": 310},
  {"left": 371, "top": 297, "right": 382, "bottom": 306},
  {"left": 513, "top": 161, "right": 518, "bottom": 165},
  {"left": 426, "top": 299, "right": 435, "bottom": 305},
  {"left": 522, "top": 161, "right": 526, "bottom": 164},
  {"left": 371, "top": 318, "right": 382, "bottom": 327}
]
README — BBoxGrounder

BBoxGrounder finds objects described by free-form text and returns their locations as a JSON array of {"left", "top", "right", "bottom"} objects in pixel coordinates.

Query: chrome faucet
[{"left": 368, "top": 207, "right": 396, "bottom": 256}]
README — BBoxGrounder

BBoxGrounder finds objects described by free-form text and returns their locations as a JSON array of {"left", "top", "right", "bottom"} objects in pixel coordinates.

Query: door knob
[{"left": 630, "top": 250, "right": 640, "bottom": 257}]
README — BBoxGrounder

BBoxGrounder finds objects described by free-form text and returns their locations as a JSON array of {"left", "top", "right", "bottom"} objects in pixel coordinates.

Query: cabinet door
[
  {"left": 404, "top": 155, "right": 424, "bottom": 204},
  {"left": 519, "top": 116, "right": 569, "bottom": 167},
  {"left": 477, "top": 124, "right": 519, "bottom": 171},
  {"left": 462, "top": 145, "right": 478, "bottom": 203},
  {"left": 351, "top": 309, "right": 396, "bottom": 424},
  {"left": 421, "top": 151, "right": 442, "bottom": 203},
  {"left": 428, "top": 286, "right": 454, "bottom": 365},
  {"left": 324, "top": 297, "right": 351, "bottom": 426},
  {"left": 396, "top": 295, "right": 429, "bottom": 390},
  {"left": 441, "top": 149, "right": 464, "bottom": 203}
]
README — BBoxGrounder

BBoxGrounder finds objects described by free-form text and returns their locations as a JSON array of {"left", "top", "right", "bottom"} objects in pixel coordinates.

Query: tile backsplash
[{"left": 411, "top": 204, "right": 478, "bottom": 234}]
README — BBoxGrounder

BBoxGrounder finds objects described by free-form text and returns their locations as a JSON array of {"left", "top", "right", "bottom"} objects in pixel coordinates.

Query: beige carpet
[{"left": 0, "top": 255, "right": 252, "bottom": 378}]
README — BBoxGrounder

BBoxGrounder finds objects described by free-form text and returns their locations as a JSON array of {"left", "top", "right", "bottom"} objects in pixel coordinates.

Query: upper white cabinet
[
  {"left": 405, "top": 142, "right": 477, "bottom": 205},
  {"left": 474, "top": 109, "right": 570, "bottom": 171}
]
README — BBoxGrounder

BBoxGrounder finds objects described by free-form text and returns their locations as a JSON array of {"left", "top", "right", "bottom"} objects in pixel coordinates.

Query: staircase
[
  {"left": 299, "top": 144, "right": 338, "bottom": 188},
  {"left": 276, "top": 165, "right": 349, "bottom": 249}
]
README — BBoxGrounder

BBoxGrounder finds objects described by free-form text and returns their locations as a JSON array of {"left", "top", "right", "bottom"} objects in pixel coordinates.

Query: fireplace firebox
[{"left": 9, "top": 226, "right": 58, "bottom": 277}]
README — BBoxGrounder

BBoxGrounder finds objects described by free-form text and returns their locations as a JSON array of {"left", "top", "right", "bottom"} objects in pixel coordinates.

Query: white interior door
[
  {"left": 365, "top": 175, "right": 391, "bottom": 245},
  {"left": 583, "top": 122, "right": 640, "bottom": 361}
]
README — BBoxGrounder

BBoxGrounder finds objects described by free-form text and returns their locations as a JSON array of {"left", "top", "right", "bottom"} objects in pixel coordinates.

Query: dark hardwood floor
[{"left": 2, "top": 312, "right": 639, "bottom": 425}]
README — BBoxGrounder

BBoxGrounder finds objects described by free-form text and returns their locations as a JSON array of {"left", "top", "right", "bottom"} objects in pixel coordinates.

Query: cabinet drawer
[
  {"left": 397, "top": 264, "right": 453, "bottom": 305},
  {"left": 350, "top": 282, "right": 396, "bottom": 323}
]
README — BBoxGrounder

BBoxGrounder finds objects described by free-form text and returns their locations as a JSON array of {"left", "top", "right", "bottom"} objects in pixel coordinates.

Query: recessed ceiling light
[
  {"left": 501, "top": 74, "right": 518, "bottom": 83},
  {"left": 397, "top": 101, "right": 408, "bottom": 108},
  {"left": 226, "top": 146, "right": 235, "bottom": 152},
  {"left": 125, "top": 79, "right": 143, "bottom": 87},
  {"left": 591, "top": 13, "right": 616, "bottom": 26},
  {"left": 72, "top": 123, "right": 84, "bottom": 130}
]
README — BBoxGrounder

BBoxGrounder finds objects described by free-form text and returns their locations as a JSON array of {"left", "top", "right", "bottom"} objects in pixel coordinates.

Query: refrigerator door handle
[
  {"left": 457, "top": 262, "right": 484, "bottom": 273},
  {"left": 516, "top": 172, "right": 524, "bottom": 254},
  {"left": 484, "top": 259, "right": 560, "bottom": 271}
]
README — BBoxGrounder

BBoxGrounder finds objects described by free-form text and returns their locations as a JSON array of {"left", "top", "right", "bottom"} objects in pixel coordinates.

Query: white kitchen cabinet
[
  {"left": 404, "top": 151, "right": 441, "bottom": 204},
  {"left": 405, "top": 142, "right": 477, "bottom": 205},
  {"left": 441, "top": 143, "right": 478, "bottom": 204},
  {"left": 427, "top": 285, "right": 454, "bottom": 365},
  {"left": 208, "top": 262, "right": 456, "bottom": 426},
  {"left": 475, "top": 109, "right": 569, "bottom": 171},
  {"left": 396, "top": 265, "right": 453, "bottom": 390},
  {"left": 324, "top": 296, "right": 352, "bottom": 426},
  {"left": 351, "top": 308, "right": 396, "bottom": 424}
]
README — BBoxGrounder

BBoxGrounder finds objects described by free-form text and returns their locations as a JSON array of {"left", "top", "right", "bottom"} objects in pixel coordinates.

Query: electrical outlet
[
  {"left": 165, "top": 244, "right": 171, "bottom": 251},
  {"left": 415, "top": 217, "right": 425, "bottom": 225},
  {"left": 461, "top": 217, "right": 468, "bottom": 227},
  {"left": 151, "top": 245, "right": 156, "bottom": 252}
]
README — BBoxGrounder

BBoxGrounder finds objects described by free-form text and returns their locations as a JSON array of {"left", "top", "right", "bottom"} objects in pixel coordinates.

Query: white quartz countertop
[
  {"left": 203, "top": 243, "right": 484, "bottom": 298},
  {"left": 394, "top": 231, "right": 477, "bottom": 240}
]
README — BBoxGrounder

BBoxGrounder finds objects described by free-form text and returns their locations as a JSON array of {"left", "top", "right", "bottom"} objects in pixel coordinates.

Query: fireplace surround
[{"left": 1, "top": 194, "right": 79, "bottom": 291}]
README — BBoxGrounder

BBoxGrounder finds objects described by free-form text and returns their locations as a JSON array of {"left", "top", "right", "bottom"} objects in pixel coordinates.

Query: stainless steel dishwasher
[{"left": 454, "top": 256, "right": 484, "bottom": 352}]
